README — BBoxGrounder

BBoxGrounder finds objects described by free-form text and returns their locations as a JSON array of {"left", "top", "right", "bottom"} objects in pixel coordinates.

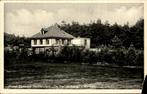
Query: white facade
[
  {"left": 71, "top": 38, "right": 90, "bottom": 49},
  {"left": 31, "top": 38, "right": 72, "bottom": 47}
]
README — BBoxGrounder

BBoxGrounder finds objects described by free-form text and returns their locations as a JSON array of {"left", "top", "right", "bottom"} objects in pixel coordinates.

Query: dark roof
[{"left": 31, "top": 24, "right": 75, "bottom": 39}]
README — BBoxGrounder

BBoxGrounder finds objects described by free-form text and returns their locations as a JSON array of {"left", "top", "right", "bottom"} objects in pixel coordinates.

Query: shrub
[
  {"left": 4, "top": 44, "right": 143, "bottom": 66},
  {"left": 112, "top": 50, "right": 126, "bottom": 66},
  {"left": 103, "top": 52, "right": 114, "bottom": 64},
  {"left": 57, "top": 46, "right": 84, "bottom": 63},
  {"left": 83, "top": 50, "right": 98, "bottom": 64},
  {"left": 136, "top": 51, "right": 144, "bottom": 66},
  {"left": 126, "top": 46, "right": 136, "bottom": 66}
]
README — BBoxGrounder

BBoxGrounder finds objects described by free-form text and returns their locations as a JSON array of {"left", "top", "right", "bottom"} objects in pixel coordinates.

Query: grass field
[{"left": 4, "top": 62, "right": 144, "bottom": 89}]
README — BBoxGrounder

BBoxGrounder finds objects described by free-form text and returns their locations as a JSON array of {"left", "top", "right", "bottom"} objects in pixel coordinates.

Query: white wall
[
  {"left": 31, "top": 39, "right": 56, "bottom": 47},
  {"left": 31, "top": 38, "right": 90, "bottom": 48},
  {"left": 71, "top": 38, "right": 90, "bottom": 48},
  {"left": 31, "top": 38, "right": 71, "bottom": 47}
]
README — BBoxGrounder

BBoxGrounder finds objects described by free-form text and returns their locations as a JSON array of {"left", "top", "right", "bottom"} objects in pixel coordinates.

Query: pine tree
[
  {"left": 111, "top": 35, "right": 122, "bottom": 49},
  {"left": 126, "top": 43, "right": 136, "bottom": 65}
]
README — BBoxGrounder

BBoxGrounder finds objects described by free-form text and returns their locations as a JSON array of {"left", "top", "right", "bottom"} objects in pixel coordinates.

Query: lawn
[{"left": 4, "top": 62, "right": 144, "bottom": 89}]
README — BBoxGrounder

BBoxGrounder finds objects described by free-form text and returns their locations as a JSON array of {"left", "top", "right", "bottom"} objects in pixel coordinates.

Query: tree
[
  {"left": 136, "top": 51, "right": 144, "bottom": 66},
  {"left": 59, "top": 18, "right": 144, "bottom": 49},
  {"left": 126, "top": 43, "right": 136, "bottom": 65},
  {"left": 130, "top": 18, "right": 144, "bottom": 49},
  {"left": 4, "top": 32, "right": 30, "bottom": 47},
  {"left": 111, "top": 35, "right": 122, "bottom": 49}
]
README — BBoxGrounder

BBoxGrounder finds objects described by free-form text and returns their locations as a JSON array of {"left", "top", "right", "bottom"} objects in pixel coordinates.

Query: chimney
[{"left": 41, "top": 28, "right": 44, "bottom": 35}]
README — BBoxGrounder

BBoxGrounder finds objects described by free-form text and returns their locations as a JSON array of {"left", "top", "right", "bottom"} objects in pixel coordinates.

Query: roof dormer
[{"left": 41, "top": 28, "right": 47, "bottom": 35}]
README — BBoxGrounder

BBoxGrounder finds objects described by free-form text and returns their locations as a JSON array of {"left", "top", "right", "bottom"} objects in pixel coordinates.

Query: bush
[
  {"left": 4, "top": 45, "right": 143, "bottom": 66},
  {"left": 103, "top": 52, "right": 114, "bottom": 64},
  {"left": 57, "top": 46, "right": 84, "bottom": 63},
  {"left": 112, "top": 50, "right": 126, "bottom": 66},
  {"left": 126, "top": 47, "right": 136, "bottom": 65},
  {"left": 98, "top": 49, "right": 126, "bottom": 66},
  {"left": 136, "top": 51, "right": 144, "bottom": 66},
  {"left": 83, "top": 50, "right": 98, "bottom": 64}
]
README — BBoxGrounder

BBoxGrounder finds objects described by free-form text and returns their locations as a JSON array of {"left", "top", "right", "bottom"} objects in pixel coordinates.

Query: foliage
[
  {"left": 60, "top": 18, "right": 144, "bottom": 49},
  {"left": 111, "top": 35, "right": 122, "bottom": 49},
  {"left": 57, "top": 46, "right": 84, "bottom": 62},
  {"left": 4, "top": 18, "right": 143, "bottom": 49},
  {"left": 4, "top": 18, "right": 144, "bottom": 66},
  {"left": 4, "top": 44, "right": 144, "bottom": 66},
  {"left": 136, "top": 51, "right": 144, "bottom": 66},
  {"left": 4, "top": 32, "right": 30, "bottom": 47},
  {"left": 126, "top": 44, "right": 137, "bottom": 65}
]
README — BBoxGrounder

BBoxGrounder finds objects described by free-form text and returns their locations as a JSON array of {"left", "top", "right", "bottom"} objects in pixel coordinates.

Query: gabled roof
[{"left": 31, "top": 24, "right": 75, "bottom": 39}]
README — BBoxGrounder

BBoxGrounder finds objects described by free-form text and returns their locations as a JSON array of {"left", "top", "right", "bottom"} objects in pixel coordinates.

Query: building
[
  {"left": 30, "top": 24, "right": 90, "bottom": 54},
  {"left": 72, "top": 37, "right": 90, "bottom": 49}
]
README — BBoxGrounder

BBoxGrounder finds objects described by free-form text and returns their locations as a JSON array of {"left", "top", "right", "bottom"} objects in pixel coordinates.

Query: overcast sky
[{"left": 4, "top": 3, "right": 143, "bottom": 37}]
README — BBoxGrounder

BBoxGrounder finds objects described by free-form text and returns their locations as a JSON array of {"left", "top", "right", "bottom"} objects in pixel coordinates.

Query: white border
[{"left": 0, "top": 0, "right": 146, "bottom": 93}]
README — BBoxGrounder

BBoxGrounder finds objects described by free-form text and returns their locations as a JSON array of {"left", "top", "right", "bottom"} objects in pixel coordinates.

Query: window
[
  {"left": 67, "top": 40, "right": 71, "bottom": 45},
  {"left": 62, "top": 39, "right": 64, "bottom": 44},
  {"left": 46, "top": 39, "right": 49, "bottom": 44},
  {"left": 34, "top": 40, "right": 37, "bottom": 45},
  {"left": 40, "top": 39, "right": 43, "bottom": 44}
]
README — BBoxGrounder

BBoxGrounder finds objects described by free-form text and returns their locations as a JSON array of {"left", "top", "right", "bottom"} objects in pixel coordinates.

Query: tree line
[
  {"left": 4, "top": 18, "right": 143, "bottom": 49},
  {"left": 59, "top": 18, "right": 144, "bottom": 49},
  {"left": 4, "top": 32, "right": 30, "bottom": 47},
  {"left": 4, "top": 18, "right": 144, "bottom": 66}
]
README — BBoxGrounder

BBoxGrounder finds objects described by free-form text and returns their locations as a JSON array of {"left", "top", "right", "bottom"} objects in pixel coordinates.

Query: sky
[{"left": 4, "top": 3, "right": 144, "bottom": 37}]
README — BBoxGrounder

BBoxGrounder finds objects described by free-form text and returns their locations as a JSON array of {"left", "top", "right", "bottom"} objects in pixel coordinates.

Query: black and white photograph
[{"left": 3, "top": 2, "right": 144, "bottom": 89}]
